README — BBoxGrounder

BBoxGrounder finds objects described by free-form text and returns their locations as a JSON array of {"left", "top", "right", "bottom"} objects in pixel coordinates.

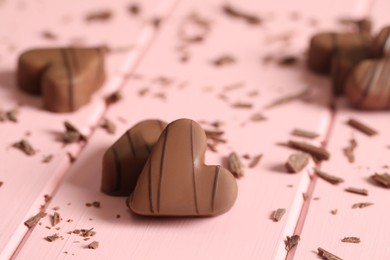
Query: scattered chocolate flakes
[
  {"left": 264, "top": 89, "right": 310, "bottom": 110},
  {"left": 345, "top": 187, "right": 368, "bottom": 196},
  {"left": 231, "top": 102, "right": 253, "bottom": 109},
  {"left": 288, "top": 140, "right": 330, "bottom": 161},
  {"left": 222, "top": 4, "right": 261, "bottom": 25},
  {"left": 42, "top": 154, "right": 53, "bottom": 163},
  {"left": 331, "top": 209, "right": 338, "bottom": 215},
  {"left": 212, "top": 55, "right": 236, "bottom": 66},
  {"left": 285, "top": 235, "right": 300, "bottom": 252},
  {"left": 248, "top": 154, "right": 263, "bottom": 168},
  {"left": 250, "top": 113, "right": 267, "bottom": 122},
  {"left": 85, "top": 10, "right": 112, "bottom": 22},
  {"left": 278, "top": 55, "right": 298, "bottom": 66},
  {"left": 45, "top": 233, "right": 61, "bottom": 242},
  {"left": 41, "top": 31, "right": 57, "bottom": 41},
  {"left": 105, "top": 91, "right": 122, "bottom": 104},
  {"left": 87, "top": 241, "right": 99, "bottom": 249},
  {"left": 285, "top": 152, "right": 310, "bottom": 173},
  {"left": 343, "top": 138, "right": 357, "bottom": 163},
  {"left": 347, "top": 118, "right": 377, "bottom": 136},
  {"left": 271, "top": 208, "right": 286, "bottom": 222},
  {"left": 352, "top": 202, "right": 373, "bottom": 209},
  {"left": 228, "top": 152, "right": 244, "bottom": 178},
  {"left": 371, "top": 173, "right": 390, "bottom": 188},
  {"left": 63, "top": 121, "right": 86, "bottom": 143},
  {"left": 341, "top": 237, "right": 360, "bottom": 243},
  {"left": 24, "top": 211, "right": 47, "bottom": 228},
  {"left": 51, "top": 212, "right": 61, "bottom": 226},
  {"left": 291, "top": 129, "right": 319, "bottom": 139},
  {"left": 12, "top": 139, "right": 36, "bottom": 156},
  {"left": 100, "top": 118, "right": 116, "bottom": 134},
  {"left": 317, "top": 247, "right": 342, "bottom": 260},
  {"left": 315, "top": 169, "right": 344, "bottom": 184},
  {"left": 128, "top": 3, "right": 141, "bottom": 16}
]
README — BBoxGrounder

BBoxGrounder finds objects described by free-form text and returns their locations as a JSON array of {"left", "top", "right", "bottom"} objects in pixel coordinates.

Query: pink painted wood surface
[
  {"left": 13, "top": 0, "right": 367, "bottom": 259},
  {"left": 0, "top": 0, "right": 168, "bottom": 258}
]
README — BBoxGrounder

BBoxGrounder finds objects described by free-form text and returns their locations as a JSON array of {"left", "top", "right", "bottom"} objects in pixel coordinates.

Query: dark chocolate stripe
[
  {"left": 157, "top": 125, "right": 169, "bottom": 213},
  {"left": 60, "top": 49, "right": 74, "bottom": 111},
  {"left": 357, "top": 61, "right": 379, "bottom": 106},
  {"left": 211, "top": 166, "right": 220, "bottom": 212},
  {"left": 111, "top": 147, "right": 121, "bottom": 191},
  {"left": 147, "top": 159, "right": 154, "bottom": 213},
  {"left": 69, "top": 48, "right": 80, "bottom": 73},
  {"left": 126, "top": 130, "right": 137, "bottom": 159},
  {"left": 190, "top": 121, "right": 199, "bottom": 214}
]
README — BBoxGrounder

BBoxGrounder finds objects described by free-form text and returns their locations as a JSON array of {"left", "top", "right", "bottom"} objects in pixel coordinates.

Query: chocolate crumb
[
  {"left": 100, "top": 118, "right": 116, "bottom": 134},
  {"left": 128, "top": 3, "right": 141, "bottom": 16},
  {"left": 341, "top": 237, "right": 360, "bottom": 243},
  {"left": 345, "top": 187, "right": 368, "bottom": 196},
  {"left": 285, "top": 235, "right": 300, "bottom": 252},
  {"left": 105, "top": 91, "right": 122, "bottom": 104},
  {"left": 12, "top": 139, "right": 36, "bottom": 156},
  {"left": 291, "top": 129, "right": 319, "bottom": 139},
  {"left": 278, "top": 56, "right": 298, "bottom": 66},
  {"left": 315, "top": 169, "right": 344, "bottom": 184},
  {"left": 343, "top": 138, "right": 357, "bottom": 163},
  {"left": 352, "top": 202, "right": 373, "bottom": 209},
  {"left": 41, "top": 31, "right": 57, "bottom": 41},
  {"left": 285, "top": 152, "right": 310, "bottom": 173},
  {"left": 250, "top": 113, "right": 267, "bottom": 122},
  {"left": 371, "top": 173, "right": 390, "bottom": 188},
  {"left": 222, "top": 4, "right": 261, "bottom": 25},
  {"left": 264, "top": 89, "right": 310, "bottom": 110},
  {"left": 231, "top": 102, "right": 253, "bottom": 109},
  {"left": 24, "top": 211, "right": 47, "bottom": 228},
  {"left": 85, "top": 10, "right": 112, "bottom": 22},
  {"left": 228, "top": 152, "right": 244, "bottom": 178},
  {"left": 212, "top": 55, "right": 236, "bottom": 66},
  {"left": 63, "top": 121, "right": 86, "bottom": 143},
  {"left": 45, "top": 233, "right": 61, "bottom": 242},
  {"left": 331, "top": 209, "right": 338, "bottom": 215},
  {"left": 347, "top": 118, "right": 377, "bottom": 136},
  {"left": 271, "top": 208, "right": 286, "bottom": 222},
  {"left": 51, "top": 212, "right": 61, "bottom": 226},
  {"left": 248, "top": 154, "right": 263, "bottom": 168},
  {"left": 317, "top": 247, "right": 342, "bottom": 260},
  {"left": 42, "top": 154, "right": 53, "bottom": 163},
  {"left": 87, "top": 241, "right": 99, "bottom": 249},
  {"left": 288, "top": 140, "right": 329, "bottom": 161}
]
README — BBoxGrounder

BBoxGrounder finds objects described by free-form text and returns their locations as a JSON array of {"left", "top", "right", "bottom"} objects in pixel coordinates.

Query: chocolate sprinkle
[
  {"left": 12, "top": 139, "right": 36, "bottom": 156},
  {"left": 85, "top": 10, "right": 112, "bottom": 22},
  {"left": 45, "top": 233, "right": 61, "bottom": 242},
  {"left": 264, "top": 89, "right": 310, "bottom": 110},
  {"left": 352, "top": 202, "right": 373, "bottom": 209},
  {"left": 345, "top": 187, "right": 368, "bottom": 196},
  {"left": 222, "top": 4, "right": 261, "bottom": 25},
  {"left": 343, "top": 138, "right": 357, "bottom": 163}
]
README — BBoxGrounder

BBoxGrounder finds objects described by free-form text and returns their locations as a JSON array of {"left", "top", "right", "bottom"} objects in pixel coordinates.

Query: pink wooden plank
[
  {"left": 14, "top": 0, "right": 363, "bottom": 259},
  {"left": 0, "top": 0, "right": 167, "bottom": 258}
]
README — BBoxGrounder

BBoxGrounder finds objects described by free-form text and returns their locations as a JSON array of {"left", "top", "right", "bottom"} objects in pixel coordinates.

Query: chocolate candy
[
  {"left": 307, "top": 32, "right": 371, "bottom": 74},
  {"left": 128, "top": 119, "right": 238, "bottom": 217},
  {"left": 371, "top": 26, "right": 390, "bottom": 58},
  {"left": 102, "top": 119, "right": 167, "bottom": 196},
  {"left": 345, "top": 57, "right": 390, "bottom": 110},
  {"left": 331, "top": 48, "right": 370, "bottom": 95},
  {"left": 17, "top": 47, "right": 106, "bottom": 113}
]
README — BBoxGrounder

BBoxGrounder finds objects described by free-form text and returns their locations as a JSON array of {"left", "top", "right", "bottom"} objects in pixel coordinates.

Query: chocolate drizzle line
[
  {"left": 157, "top": 126, "right": 169, "bottom": 212},
  {"left": 60, "top": 49, "right": 74, "bottom": 111},
  {"left": 148, "top": 159, "right": 154, "bottom": 213},
  {"left": 111, "top": 148, "right": 121, "bottom": 191},
  {"left": 190, "top": 121, "right": 199, "bottom": 214},
  {"left": 126, "top": 130, "right": 137, "bottom": 159},
  {"left": 211, "top": 166, "right": 220, "bottom": 212}
]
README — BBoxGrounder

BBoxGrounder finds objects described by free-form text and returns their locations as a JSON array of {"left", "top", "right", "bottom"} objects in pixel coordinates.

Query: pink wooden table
[{"left": 1, "top": 0, "right": 389, "bottom": 259}]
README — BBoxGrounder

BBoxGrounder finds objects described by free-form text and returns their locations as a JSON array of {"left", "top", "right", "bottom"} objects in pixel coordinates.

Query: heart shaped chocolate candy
[
  {"left": 17, "top": 47, "right": 106, "bottom": 113},
  {"left": 102, "top": 120, "right": 167, "bottom": 196},
  {"left": 346, "top": 57, "right": 390, "bottom": 110},
  {"left": 128, "top": 119, "right": 238, "bottom": 217}
]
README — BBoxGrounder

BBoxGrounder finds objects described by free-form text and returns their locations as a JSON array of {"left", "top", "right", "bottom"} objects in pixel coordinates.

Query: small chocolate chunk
[
  {"left": 371, "top": 26, "right": 390, "bottom": 57},
  {"left": 317, "top": 247, "right": 342, "bottom": 260},
  {"left": 346, "top": 118, "right": 377, "bottom": 136},
  {"left": 345, "top": 187, "right": 368, "bottom": 196},
  {"left": 17, "top": 47, "right": 106, "bottom": 113},
  {"left": 288, "top": 140, "right": 330, "bottom": 161},
  {"left": 102, "top": 120, "right": 167, "bottom": 196},
  {"left": 371, "top": 172, "right": 390, "bottom": 187},
  {"left": 307, "top": 32, "right": 371, "bottom": 74},
  {"left": 352, "top": 202, "right": 373, "bottom": 208},
  {"left": 315, "top": 169, "right": 344, "bottom": 184},
  {"left": 285, "top": 152, "right": 310, "bottom": 173},
  {"left": 291, "top": 129, "right": 319, "bottom": 139},
  {"left": 271, "top": 208, "right": 286, "bottom": 222},
  {"left": 45, "top": 233, "right": 60, "bottom": 242},
  {"left": 228, "top": 152, "right": 244, "bottom": 178},
  {"left": 87, "top": 241, "right": 99, "bottom": 249},
  {"left": 24, "top": 211, "right": 46, "bottom": 228},
  {"left": 285, "top": 235, "right": 300, "bottom": 252},
  {"left": 12, "top": 139, "right": 36, "bottom": 156},
  {"left": 341, "top": 237, "right": 360, "bottom": 243},
  {"left": 221, "top": 4, "right": 261, "bottom": 25},
  {"left": 345, "top": 58, "right": 390, "bottom": 110}
]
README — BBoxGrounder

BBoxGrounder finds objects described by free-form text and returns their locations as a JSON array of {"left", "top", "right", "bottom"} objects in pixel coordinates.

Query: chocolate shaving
[
  {"left": 87, "top": 241, "right": 99, "bottom": 249},
  {"left": 85, "top": 10, "right": 112, "bottom": 22},
  {"left": 63, "top": 121, "right": 86, "bottom": 143},
  {"left": 347, "top": 118, "right": 377, "bottom": 136},
  {"left": 24, "top": 211, "right": 46, "bottom": 228},
  {"left": 228, "top": 152, "right": 244, "bottom": 178},
  {"left": 285, "top": 235, "right": 300, "bottom": 252},
  {"left": 285, "top": 152, "right": 310, "bottom": 173},
  {"left": 345, "top": 187, "right": 368, "bottom": 196},
  {"left": 341, "top": 237, "right": 360, "bottom": 243},
  {"left": 371, "top": 173, "right": 390, "bottom": 188},
  {"left": 6, "top": 108, "right": 18, "bottom": 122},
  {"left": 288, "top": 140, "right": 330, "bottom": 161},
  {"left": 128, "top": 4, "right": 141, "bottom": 16},
  {"left": 331, "top": 209, "right": 338, "bottom": 215},
  {"left": 317, "top": 247, "right": 342, "bottom": 260},
  {"left": 271, "top": 208, "right": 286, "bottom": 222},
  {"left": 222, "top": 4, "right": 261, "bottom": 25},
  {"left": 12, "top": 139, "right": 36, "bottom": 156},
  {"left": 232, "top": 102, "right": 253, "bottom": 109},
  {"left": 264, "top": 89, "right": 310, "bottom": 110},
  {"left": 51, "top": 212, "right": 61, "bottom": 226},
  {"left": 45, "top": 233, "right": 61, "bottom": 242},
  {"left": 291, "top": 129, "right": 319, "bottom": 139},
  {"left": 315, "top": 169, "right": 344, "bottom": 184},
  {"left": 250, "top": 113, "right": 267, "bottom": 122},
  {"left": 248, "top": 154, "right": 263, "bottom": 168},
  {"left": 352, "top": 202, "right": 373, "bottom": 209},
  {"left": 212, "top": 55, "right": 236, "bottom": 66},
  {"left": 100, "top": 118, "right": 116, "bottom": 134},
  {"left": 343, "top": 138, "right": 357, "bottom": 163},
  {"left": 42, "top": 154, "right": 53, "bottom": 163},
  {"left": 41, "top": 31, "right": 57, "bottom": 41},
  {"left": 278, "top": 56, "right": 298, "bottom": 66},
  {"left": 105, "top": 91, "right": 122, "bottom": 104}
]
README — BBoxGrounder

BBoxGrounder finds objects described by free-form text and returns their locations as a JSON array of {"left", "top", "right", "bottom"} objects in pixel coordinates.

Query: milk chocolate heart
[
  {"left": 102, "top": 119, "right": 167, "bottom": 196},
  {"left": 345, "top": 57, "right": 390, "bottom": 110},
  {"left": 127, "top": 119, "right": 238, "bottom": 217},
  {"left": 17, "top": 47, "right": 106, "bottom": 113}
]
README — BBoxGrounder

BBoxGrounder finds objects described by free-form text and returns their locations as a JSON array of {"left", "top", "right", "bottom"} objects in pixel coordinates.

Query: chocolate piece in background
[
  {"left": 102, "top": 120, "right": 167, "bottom": 196},
  {"left": 371, "top": 25, "right": 390, "bottom": 57},
  {"left": 17, "top": 47, "right": 106, "bottom": 113},
  {"left": 128, "top": 119, "right": 238, "bottom": 217},
  {"left": 307, "top": 32, "right": 371, "bottom": 74},
  {"left": 345, "top": 57, "right": 390, "bottom": 110}
]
